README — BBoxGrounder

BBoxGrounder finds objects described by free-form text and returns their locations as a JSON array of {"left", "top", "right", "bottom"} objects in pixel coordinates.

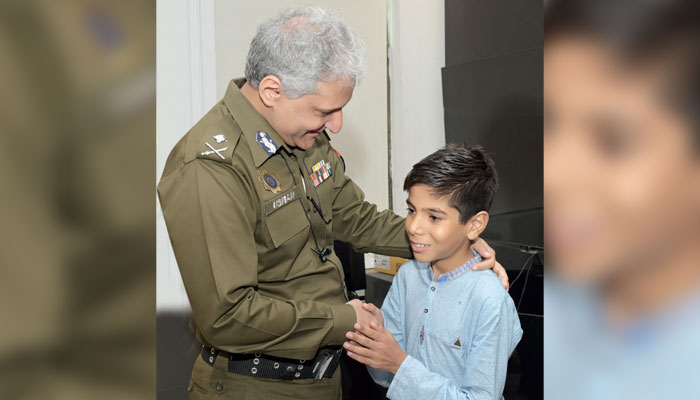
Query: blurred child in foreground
[{"left": 544, "top": 0, "right": 700, "bottom": 398}]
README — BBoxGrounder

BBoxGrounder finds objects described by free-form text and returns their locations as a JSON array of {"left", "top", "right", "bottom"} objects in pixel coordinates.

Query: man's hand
[
  {"left": 344, "top": 322, "right": 407, "bottom": 374},
  {"left": 361, "top": 302, "right": 384, "bottom": 327},
  {"left": 346, "top": 299, "right": 379, "bottom": 327},
  {"left": 471, "top": 238, "right": 509, "bottom": 291}
]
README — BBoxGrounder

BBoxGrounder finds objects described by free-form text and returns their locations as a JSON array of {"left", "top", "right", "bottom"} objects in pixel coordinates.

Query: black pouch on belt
[{"left": 312, "top": 347, "right": 343, "bottom": 381}]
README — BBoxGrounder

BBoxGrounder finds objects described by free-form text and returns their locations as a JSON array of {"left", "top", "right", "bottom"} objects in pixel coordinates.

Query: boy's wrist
[{"left": 390, "top": 351, "right": 408, "bottom": 374}]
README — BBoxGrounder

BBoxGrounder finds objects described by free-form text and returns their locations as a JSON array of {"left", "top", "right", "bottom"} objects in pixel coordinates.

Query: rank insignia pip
[
  {"left": 200, "top": 142, "right": 228, "bottom": 160},
  {"left": 213, "top": 134, "right": 227, "bottom": 143},
  {"left": 256, "top": 131, "right": 278, "bottom": 156},
  {"left": 259, "top": 170, "right": 281, "bottom": 193}
]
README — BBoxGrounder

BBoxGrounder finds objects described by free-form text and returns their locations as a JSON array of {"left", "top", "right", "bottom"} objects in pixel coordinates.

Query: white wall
[{"left": 388, "top": 0, "right": 446, "bottom": 214}]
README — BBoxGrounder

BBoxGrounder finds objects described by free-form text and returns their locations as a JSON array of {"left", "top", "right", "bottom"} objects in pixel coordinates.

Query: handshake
[
  {"left": 346, "top": 299, "right": 384, "bottom": 328},
  {"left": 344, "top": 299, "right": 407, "bottom": 374}
]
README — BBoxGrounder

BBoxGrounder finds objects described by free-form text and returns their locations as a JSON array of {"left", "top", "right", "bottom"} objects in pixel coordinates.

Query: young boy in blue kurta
[{"left": 344, "top": 145, "right": 523, "bottom": 399}]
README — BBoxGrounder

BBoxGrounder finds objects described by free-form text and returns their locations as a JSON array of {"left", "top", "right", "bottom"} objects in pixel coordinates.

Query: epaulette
[{"left": 185, "top": 115, "right": 242, "bottom": 165}]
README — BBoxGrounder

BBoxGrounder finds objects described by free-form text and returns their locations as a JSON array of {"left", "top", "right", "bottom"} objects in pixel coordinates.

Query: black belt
[{"left": 201, "top": 345, "right": 343, "bottom": 381}]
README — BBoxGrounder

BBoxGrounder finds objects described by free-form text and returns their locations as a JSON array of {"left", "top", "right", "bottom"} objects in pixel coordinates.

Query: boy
[
  {"left": 343, "top": 145, "right": 523, "bottom": 399},
  {"left": 544, "top": 0, "right": 700, "bottom": 398}
]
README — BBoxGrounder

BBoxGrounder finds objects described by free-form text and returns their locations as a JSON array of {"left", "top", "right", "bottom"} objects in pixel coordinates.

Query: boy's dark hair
[
  {"left": 545, "top": 0, "right": 700, "bottom": 144},
  {"left": 403, "top": 144, "right": 498, "bottom": 224}
]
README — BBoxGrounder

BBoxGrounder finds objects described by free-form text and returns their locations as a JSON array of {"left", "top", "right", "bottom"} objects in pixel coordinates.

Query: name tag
[{"left": 264, "top": 186, "right": 301, "bottom": 216}]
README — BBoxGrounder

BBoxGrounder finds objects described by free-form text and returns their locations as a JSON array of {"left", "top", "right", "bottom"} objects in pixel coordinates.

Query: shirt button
[
  {"left": 424, "top": 308, "right": 428, "bottom": 313},
  {"left": 215, "top": 383, "right": 223, "bottom": 392},
  {"left": 431, "top": 287, "right": 436, "bottom": 291}
]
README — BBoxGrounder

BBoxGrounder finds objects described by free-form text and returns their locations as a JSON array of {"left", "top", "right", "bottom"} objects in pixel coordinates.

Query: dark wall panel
[
  {"left": 443, "top": 47, "right": 543, "bottom": 223},
  {"left": 445, "top": 0, "right": 543, "bottom": 66},
  {"left": 443, "top": 1, "right": 543, "bottom": 398}
]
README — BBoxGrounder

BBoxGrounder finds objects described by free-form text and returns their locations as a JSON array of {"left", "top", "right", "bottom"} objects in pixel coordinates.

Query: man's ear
[
  {"left": 258, "top": 75, "right": 283, "bottom": 107},
  {"left": 466, "top": 211, "right": 489, "bottom": 241}
]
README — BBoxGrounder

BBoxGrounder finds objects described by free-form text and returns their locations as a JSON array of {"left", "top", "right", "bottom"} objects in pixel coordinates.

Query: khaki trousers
[{"left": 187, "top": 353, "right": 342, "bottom": 399}]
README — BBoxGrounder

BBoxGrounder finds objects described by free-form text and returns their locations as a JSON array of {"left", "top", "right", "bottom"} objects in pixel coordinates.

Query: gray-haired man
[{"left": 158, "top": 6, "right": 506, "bottom": 399}]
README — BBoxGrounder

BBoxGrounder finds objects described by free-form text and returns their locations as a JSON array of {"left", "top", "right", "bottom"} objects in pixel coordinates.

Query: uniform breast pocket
[{"left": 264, "top": 189, "right": 309, "bottom": 248}]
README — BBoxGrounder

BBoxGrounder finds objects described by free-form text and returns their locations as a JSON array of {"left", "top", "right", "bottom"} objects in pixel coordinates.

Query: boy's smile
[
  {"left": 405, "top": 184, "right": 483, "bottom": 276},
  {"left": 409, "top": 241, "right": 430, "bottom": 254}
]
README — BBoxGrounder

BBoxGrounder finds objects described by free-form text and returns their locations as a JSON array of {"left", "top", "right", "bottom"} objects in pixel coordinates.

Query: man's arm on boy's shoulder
[
  {"left": 326, "top": 145, "right": 509, "bottom": 291},
  {"left": 326, "top": 143, "right": 412, "bottom": 258}
]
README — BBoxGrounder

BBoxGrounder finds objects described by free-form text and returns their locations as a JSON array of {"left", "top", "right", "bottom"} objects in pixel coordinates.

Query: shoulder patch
[{"left": 256, "top": 131, "right": 279, "bottom": 155}]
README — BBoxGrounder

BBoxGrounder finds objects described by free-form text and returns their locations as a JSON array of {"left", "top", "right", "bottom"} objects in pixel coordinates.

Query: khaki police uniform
[{"left": 158, "top": 78, "right": 411, "bottom": 399}]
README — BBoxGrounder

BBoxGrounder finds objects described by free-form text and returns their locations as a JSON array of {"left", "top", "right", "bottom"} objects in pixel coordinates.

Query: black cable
[
  {"left": 516, "top": 253, "right": 540, "bottom": 312},
  {"left": 517, "top": 260, "right": 532, "bottom": 312},
  {"left": 511, "top": 252, "right": 536, "bottom": 287},
  {"left": 302, "top": 159, "right": 333, "bottom": 261}
]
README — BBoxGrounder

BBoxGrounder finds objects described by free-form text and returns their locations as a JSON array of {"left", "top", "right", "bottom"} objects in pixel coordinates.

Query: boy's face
[
  {"left": 405, "top": 184, "right": 478, "bottom": 269},
  {"left": 544, "top": 36, "right": 700, "bottom": 283}
]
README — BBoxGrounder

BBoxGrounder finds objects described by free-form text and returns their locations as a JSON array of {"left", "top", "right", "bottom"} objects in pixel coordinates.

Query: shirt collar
[
  {"left": 223, "top": 78, "right": 292, "bottom": 167},
  {"left": 428, "top": 249, "right": 483, "bottom": 283}
]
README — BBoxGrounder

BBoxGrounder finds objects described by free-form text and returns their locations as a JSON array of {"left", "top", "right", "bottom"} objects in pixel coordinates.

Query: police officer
[{"left": 158, "top": 6, "right": 507, "bottom": 399}]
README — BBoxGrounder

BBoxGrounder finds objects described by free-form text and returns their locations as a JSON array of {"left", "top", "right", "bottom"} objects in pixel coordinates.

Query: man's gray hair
[{"left": 245, "top": 6, "right": 368, "bottom": 98}]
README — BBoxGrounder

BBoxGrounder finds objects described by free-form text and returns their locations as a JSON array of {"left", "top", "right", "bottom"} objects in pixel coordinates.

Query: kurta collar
[{"left": 428, "top": 250, "right": 483, "bottom": 283}]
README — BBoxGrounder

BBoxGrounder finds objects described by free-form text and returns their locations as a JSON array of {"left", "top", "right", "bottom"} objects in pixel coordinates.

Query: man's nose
[{"left": 325, "top": 110, "right": 343, "bottom": 133}]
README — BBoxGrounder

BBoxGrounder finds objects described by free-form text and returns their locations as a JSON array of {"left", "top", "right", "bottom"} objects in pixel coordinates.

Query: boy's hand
[
  {"left": 344, "top": 322, "right": 407, "bottom": 374},
  {"left": 347, "top": 299, "right": 379, "bottom": 327},
  {"left": 471, "top": 238, "right": 510, "bottom": 291},
  {"left": 361, "top": 302, "right": 384, "bottom": 327}
]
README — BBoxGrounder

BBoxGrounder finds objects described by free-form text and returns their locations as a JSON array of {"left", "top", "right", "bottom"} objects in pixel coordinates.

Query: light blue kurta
[
  {"left": 368, "top": 252, "right": 523, "bottom": 400},
  {"left": 545, "top": 278, "right": 700, "bottom": 399}
]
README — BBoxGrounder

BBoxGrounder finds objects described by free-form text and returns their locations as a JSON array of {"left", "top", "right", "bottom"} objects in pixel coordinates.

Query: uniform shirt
[
  {"left": 369, "top": 252, "right": 523, "bottom": 400},
  {"left": 158, "top": 78, "right": 411, "bottom": 361}
]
